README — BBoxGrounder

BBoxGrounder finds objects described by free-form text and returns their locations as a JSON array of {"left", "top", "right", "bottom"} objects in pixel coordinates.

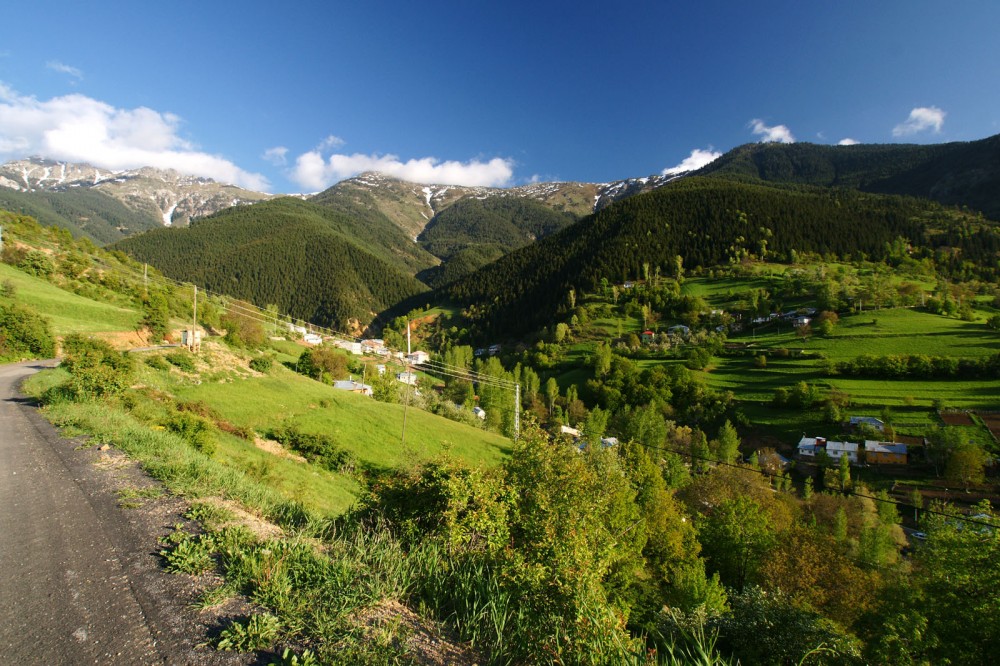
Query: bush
[
  {"left": 165, "top": 350, "right": 196, "bottom": 372},
  {"left": 269, "top": 424, "right": 354, "bottom": 473},
  {"left": 0, "top": 302, "right": 55, "bottom": 361},
  {"left": 166, "top": 411, "right": 216, "bottom": 456},
  {"left": 145, "top": 355, "right": 170, "bottom": 371},
  {"left": 249, "top": 356, "right": 273, "bottom": 373},
  {"left": 60, "top": 334, "right": 134, "bottom": 400}
]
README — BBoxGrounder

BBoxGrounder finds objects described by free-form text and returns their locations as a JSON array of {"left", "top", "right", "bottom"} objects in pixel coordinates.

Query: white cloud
[
  {"left": 0, "top": 83, "right": 268, "bottom": 190},
  {"left": 662, "top": 147, "right": 722, "bottom": 176},
  {"left": 749, "top": 118, "right": 795, "bottom": 143},
  {"left": 262, "top": 146, "right": 288, "bottom": 166},
  {"left": 46, "top": 60, "right": 83, "bottom": 80},
  {"left": 838, "top": 138, "right": 859, "bottom": 146},
  {"left": 893, "top": 106, "right": 946, "bottom": 137},
  {"left": 290, "top": 150, "right": 515, "bottom": 190},
  {"left": 317, "top": 135, "right": 345, "bottom": 151}
]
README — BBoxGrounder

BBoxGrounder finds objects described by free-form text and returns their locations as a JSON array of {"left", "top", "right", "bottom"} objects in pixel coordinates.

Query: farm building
[
  {"left": 863, "top": 440, "right": 908, "bottom": 465},
  {"left": 332, "top": 379, "right": 372, "bottom": 397},
  {"left": 407, "top": 350, "right": 430, "bottom": 365},
  {"left": 850, "top": 416, "right": 886, "bottom": 431},
  {"left": 796, "top": 437, "right": 859, "bottom": 464}
]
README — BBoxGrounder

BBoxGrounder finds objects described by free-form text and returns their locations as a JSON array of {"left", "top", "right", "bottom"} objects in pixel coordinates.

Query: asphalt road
[{"left": 0, "top": 361, "right": 249, "bottom": 665}]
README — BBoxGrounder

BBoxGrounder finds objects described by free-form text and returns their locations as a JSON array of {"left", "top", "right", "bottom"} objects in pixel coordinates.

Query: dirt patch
[
  {"left": 939, "top": 411, "right": 975, "bottom": 426},
  {"left": 975, "top": 412, "right": 1000, "bottom": 441},
  {"left": 253, "top": 436, "right": 307, "bottom": 464},
  {"left": 86, "top": 329, "right": 152, "bottom": 350},
  {"left": 356, "top": 599, "right": 481, "bottom": 666},
  {"left": 192, "top": 496, "right": 285, "bottom": 542}
]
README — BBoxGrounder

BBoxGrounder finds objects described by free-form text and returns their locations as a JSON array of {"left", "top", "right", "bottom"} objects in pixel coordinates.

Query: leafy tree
[
  {"left": 544, "top": 377, "right": 559, "bottom": 416},
  {"left": 221, "top": 308, "right": 266, "bottom": 349},
  {"left": 713, "top": 419, "right": 740, "bottom": 464},
  {"left": 140, "top": 289, "right": 170, "bottom": 341},
  {"left": 296, "top": 346, "right": 348, "bottom": 383},
  {"left": 946, "top": 440, "right": 989, "bottom": 491},
  {"left": 698, "top": 496, "right": 777, "bottom": 591}
]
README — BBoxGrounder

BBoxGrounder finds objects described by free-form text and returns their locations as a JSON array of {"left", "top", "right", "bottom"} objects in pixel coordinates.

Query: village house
[
  {"left": 863, "top": 440, "right": 908, "bottom": 465},
  {"left": 302, "top": 332, "right": 323, "bottom": 345},
  {"left": 668, "top": 324, "right": 690, "bottom": 337},
  {"left": 407, "top": 350, "right": 430, "bottom": 365},
  {"left": 849, "top": 416, "right": 886, "bottom": 432},
  {"left": 334, "top": 339, "right": 363, "bottom": 355},
  {"left": 396, "top": 371, "right": 418, "bottom": 386},
  {"left": 332, "top": 378, "right": 373, "bottom": 397},
  {"left": 796, "top": 436, "right": 859, "bottom": 464},
  {"left": 641, "top": 330, "right": 656, "bottom": 343},
  {"left": 472, "top": 406, "right": 486, "bottom": 420}
]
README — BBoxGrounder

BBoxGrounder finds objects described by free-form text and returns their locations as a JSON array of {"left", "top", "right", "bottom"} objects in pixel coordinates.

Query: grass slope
[
  {"left": 170, "top": 364, "right": 512, "bottom": 473},
  {"left": 0, "top": 262, "right": 140, "bottom": 335}
]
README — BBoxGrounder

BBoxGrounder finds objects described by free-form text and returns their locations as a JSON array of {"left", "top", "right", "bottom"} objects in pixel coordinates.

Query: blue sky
[{"left": 2, "top": 1, "right": 998, "bottom": 193}]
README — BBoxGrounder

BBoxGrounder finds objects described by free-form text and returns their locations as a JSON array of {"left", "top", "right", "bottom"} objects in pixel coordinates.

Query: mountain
[
  {"left": 697, "top": 134, "right": 1000, "bottom": 219},
  {"left": 0, "top": 185, "right": 162, "bottom": 244},
  {"left": 445, "top": 177, "right": 998, "bottom": 337},
  {"left": 0, "top": 158, "right": 275, "bottom": 239},
  {"left": 113, "top": 197, "right": 430, "bottom": 331},
  {"left": 310, "top": 171, "right": 686, "bottom": 241}
]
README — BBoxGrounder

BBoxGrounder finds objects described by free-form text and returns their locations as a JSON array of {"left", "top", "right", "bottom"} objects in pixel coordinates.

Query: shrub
[
  {"left": 165, "top": 350, "right": 196, "bottom": 372},
  {"left": 0, "top": 302, "right": 55, "bottom": 361},
  {"left": 60, "top": 334, "right": 134, "bottom": 400},
  {"left": 145, "top": 355, "right": 170, "bottom": 371},
  {"left": 166, "top": 411, "right": 216, "bottom": 456},
  {"left": 249, "top": 356, "right": 273, "bottom": 373},
  {"left": 269, "top": 425, "right": 354, "bottom": 473}
]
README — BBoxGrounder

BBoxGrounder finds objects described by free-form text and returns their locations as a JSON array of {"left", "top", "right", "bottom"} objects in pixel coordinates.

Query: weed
[
  {"left": 160, "top": 529, "right": 216, "bottom": 575},
  {"left": 216, "top": 613, "right": 281, "bottom": 652},
  {"left": 185, "top": 501, "right": 237, "bottom": 528},
  {"left": 268, "top": 648, "right": 318, "bottom": 666},
  {"left": 192, "top": 583, "right": 236, "bottom": 610}
]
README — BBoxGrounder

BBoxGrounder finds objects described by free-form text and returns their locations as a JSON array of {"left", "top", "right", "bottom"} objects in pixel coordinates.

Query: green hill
[
  {"left": 417, "top": 197, "right": 576, "bottom": 286},
  {"left": 113, "top": 197, "right": 431, "bottom": 330},
  {"left": 446, "top": 177, "right": 999, "bottom": 337},
  {"left": 698, "top": 134, "right": 1000, "bottom": 219},
  {"left": 0, "top": 187, "right": 161, "bottom": 244}
]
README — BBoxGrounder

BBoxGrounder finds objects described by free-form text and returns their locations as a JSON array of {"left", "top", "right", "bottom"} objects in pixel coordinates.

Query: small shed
[{"left": 472, "top": 406, "right": 486, "bottom": 420}]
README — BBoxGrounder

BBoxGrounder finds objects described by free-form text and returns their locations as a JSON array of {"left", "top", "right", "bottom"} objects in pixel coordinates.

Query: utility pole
[
  {"left": 191, "top": 285, "right": 198, "bottom": 352},
  {"left": 144, "top": 263, "right": 148, "bottom": 291},
  {"left": 401, "top": 318, "right": 411, "bottom": 446},
  {"left": 514, "top": 383, "right": 521, "bottom": 440},
  {"left": 0, "top": 225, "right": 4, "bottom": 255}
]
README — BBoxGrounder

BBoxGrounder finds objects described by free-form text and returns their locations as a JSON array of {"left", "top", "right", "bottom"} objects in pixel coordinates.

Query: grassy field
[
  {"left": 170, "top": 368, "right": 512, "bottom": 471},
  {"left": 1, "top": 262, "right": 140, "bottom": 335}
]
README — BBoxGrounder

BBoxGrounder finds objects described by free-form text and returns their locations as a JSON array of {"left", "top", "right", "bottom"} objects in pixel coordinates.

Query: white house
[
  {"left": 334, "top": 340, "right": 363, "bottom": 355},
  {"left": 560, "top": 425, "right": 581, "bottom": 438},
  {"left": 396, "top": 371, "right": 418, "bottom": 386},
  {"left": 472, "top": 406, "right": 486, "bottom": 420},
  {"left": 668, "top": 324, "right": 690, "bottom": 337},
  {"left": 850, "top": 416, "right": 885, "bottom": 431},
  {"left": 332, "top": 378, "right": 372, "bottom": 397},
  {"left": 302, "top": 333, "right": 323, "bottom": 345},
  {"left": 407, "top": 350, "right": 430, "bottom": 365},
  {"left": 796, "top": 436, "right": 859, "bottom": 464}
]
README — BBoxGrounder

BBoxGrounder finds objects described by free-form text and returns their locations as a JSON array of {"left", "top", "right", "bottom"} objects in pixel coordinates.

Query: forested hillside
[
  {"left": 114, "top": 198, "right": 430, "bottom": 330},
  {"left": 699, "top": 133, "right": 1000, "bottom": 219},
  {"left": 417, "top": 197, "right": 576, "bottom": 286},
  {"left": 0, "top": 187, "right": 161, "bottom": 244},
  {"left": 447, "top": 177, "right": 999, "bottom": 337}
]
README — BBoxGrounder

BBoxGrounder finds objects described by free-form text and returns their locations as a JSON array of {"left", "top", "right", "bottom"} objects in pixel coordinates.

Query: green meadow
[{"left": 1, "top": 262, "right": 140, "bottom": 335}]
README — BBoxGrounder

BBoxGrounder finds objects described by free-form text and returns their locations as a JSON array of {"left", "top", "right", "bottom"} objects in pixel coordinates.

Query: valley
[{"left": 1, "top": 133, "right": 999, "bottom": 664}]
